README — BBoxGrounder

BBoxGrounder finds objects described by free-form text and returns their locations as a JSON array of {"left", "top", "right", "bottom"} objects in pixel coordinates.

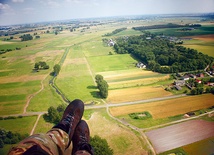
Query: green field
[
  {"left": 183, "top": 39, "right": 214, "bottom": 57},
  {"left": 88, "top": 54, "right": 137, "bottom": 72},
  {"left": 148, "top": 25, "right": 214, "bottom": 37},
  {"left": 0, "top": 116, "right": 37, "bottom": 134}
]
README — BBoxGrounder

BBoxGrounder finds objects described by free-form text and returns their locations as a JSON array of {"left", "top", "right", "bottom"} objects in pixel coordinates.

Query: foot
[
  {"left": 53, "top": 99, "right": 84, "bottom": 147},
  {"left": 72, "top": 120, "right": 94, "bottom": 155}
]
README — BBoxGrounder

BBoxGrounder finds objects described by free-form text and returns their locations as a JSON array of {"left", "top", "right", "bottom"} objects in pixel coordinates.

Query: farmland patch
[
  {"left": 109, "top": 94, "right": 214, "bottom": 119},
  {"left": 145, "top": 120, "right": 214, "bottom": 154},
  {"left": 182, "top": 137, "right": 214, "bottom": 155},
  {"left": 88, "top": 54, "right": 137, "bottom": 72},
  {"left": 107, "top": 86, "right": 172, "bottom": 103}
]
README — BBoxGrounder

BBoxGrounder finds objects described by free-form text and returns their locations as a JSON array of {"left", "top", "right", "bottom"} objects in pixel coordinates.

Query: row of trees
[
  {"left": 103, "top": 28, "right": 127, "bottom": 36},
  {"left": 0, "top": 129, "right": 28, "bottom": 148},
  {"left": 95, "top": 75, "right": 108, "bottom": 98},
  {"left": 34, "top": 61, "right": 49, "bottom": 70},
  {"left": 114, "top": 34, "right": 214, "bottom": 73},
  {"left": 132, "top": 23, "right": 201, "bottom": 31}
]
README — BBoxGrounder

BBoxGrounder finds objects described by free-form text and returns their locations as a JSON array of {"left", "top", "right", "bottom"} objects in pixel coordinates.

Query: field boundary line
[
  {"left": 83, "top": 54, "right": 96, "bottom": 85},
  {"left": 142, "top": 110, "right": 214, "bottom": 131},
  {"left": 106, "top": 105, "right": 156, "bottom": 155}
]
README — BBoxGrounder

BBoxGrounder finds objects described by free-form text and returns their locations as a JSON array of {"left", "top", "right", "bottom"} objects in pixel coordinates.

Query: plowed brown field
[{"left": 145, "top": 120, "right": 214, "bottom": 154}]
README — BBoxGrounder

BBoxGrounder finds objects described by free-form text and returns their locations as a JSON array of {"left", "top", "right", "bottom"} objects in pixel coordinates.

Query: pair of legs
[{"left": 8, "top": 99, "right": 94, "bottom": 155}]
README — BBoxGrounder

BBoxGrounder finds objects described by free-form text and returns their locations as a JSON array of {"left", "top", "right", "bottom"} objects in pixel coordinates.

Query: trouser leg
[{"left": 8, "top": 128, "right": 70, "bottom": 155}]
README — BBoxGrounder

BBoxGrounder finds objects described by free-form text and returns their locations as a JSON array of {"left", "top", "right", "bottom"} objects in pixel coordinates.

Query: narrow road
[
  {"left": 142, "top": 110, "right": 214, "bottom": 131},
  {"left": 23, "top": 75, "right": 47, "bottom": 114},
  {"left": 106, "top": 104, "right": 156, "bottom": 155},
  {"left": 30, "top": 114, "right": 42, "bottom": 135},
  {"left": 85, "top": 94, "right": 187, "bottom": 109}
]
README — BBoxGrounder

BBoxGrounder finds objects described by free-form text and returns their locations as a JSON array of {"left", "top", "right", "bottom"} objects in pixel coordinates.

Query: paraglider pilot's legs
[{"left": 8, "top": 99, "right": 94, "bottom": 155}]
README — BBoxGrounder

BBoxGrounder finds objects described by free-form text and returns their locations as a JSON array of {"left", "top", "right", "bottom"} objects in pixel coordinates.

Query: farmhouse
[
  {"left": 174, "top": 80, "right": 185, "bottom": 86},
  {"left": 208, "top": 82, "right": 214, "bottom": 86},
  {"left": 108, "top": 39, "right": 115, "bottom": 46},
  {"left": 182, "top": 75, "right": 190, "bottom": 81},
  {"left": 195, "top": 79, "right": 202, "bottom": 84},
  {"left": 197, "top": 73, "right": 204, "bottom": 78},
  {"left": 136, "top": 62, "right": 146, "bottom": 68},
  {"left": 189, "top": 74, "right": 196, "bottom": 79}
]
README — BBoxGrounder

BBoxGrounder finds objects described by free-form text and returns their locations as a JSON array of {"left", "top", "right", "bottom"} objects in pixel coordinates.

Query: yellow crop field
[
  {"left": 99, "top": 69, "right": 170, "bottom": 89},
  {"left": 107, "top": 86, "right": 172, "bottom": 103},
  {"left": 108, "top": 75, "right": 169, "bottom": 89},
  {"left": 110, "top": 94, "right": 214, "bottom": 119},
  {"left": 103, "top": 69, "right": 157, "bottom": 79}
]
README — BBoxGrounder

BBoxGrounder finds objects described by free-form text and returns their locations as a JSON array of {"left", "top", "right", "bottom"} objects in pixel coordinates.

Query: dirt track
[{"left": 145, "top": 120, "right": 214, "bottom": 154}]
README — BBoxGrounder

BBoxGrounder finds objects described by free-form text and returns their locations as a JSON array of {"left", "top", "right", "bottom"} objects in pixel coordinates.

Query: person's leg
[
  {"left": 72, "top": 120, "right": 94, "bottom": 155},
  {"left": 8, "top": 129, "right": 69, "bottom": 155},
  {"left": 8, "top": 99, "right": 84, "bottom": 155}
]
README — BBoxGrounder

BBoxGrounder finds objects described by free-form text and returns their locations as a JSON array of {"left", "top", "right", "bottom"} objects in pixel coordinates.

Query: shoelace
[
  {"left": 62, "top": 114, "right": 74, "bottom": 134},
  {"left": 79, "top": 135, "right": 88, "bottom": 144}
]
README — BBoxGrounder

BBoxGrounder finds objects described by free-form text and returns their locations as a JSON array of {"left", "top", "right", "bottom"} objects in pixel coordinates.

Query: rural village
[{"left": 0, "top": 4, "right": 214, "bottom": 155}]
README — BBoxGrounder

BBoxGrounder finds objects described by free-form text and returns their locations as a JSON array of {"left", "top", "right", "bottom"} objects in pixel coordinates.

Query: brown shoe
[
  {"left": 72, "top": 120, "right": 94, "bottom": 155},
  {"left": 53, "top": 99, "right": 84, "bottom": 148}
]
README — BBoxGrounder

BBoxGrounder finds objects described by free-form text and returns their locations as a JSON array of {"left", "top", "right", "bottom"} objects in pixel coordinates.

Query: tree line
[
  {"left": 95, "top": 75, "right": 108, "bottom": 98},
  {"left": 132, "top": 23, "right": 201, "bottom": 31},
  {"left": 103, "top": 28, "right": 127, "bottom": 36},
  {"left": 113, "top": 34, "right": 214, "bottom": 73},
  {"left": 0, "top": 129, "right": 28, "bottom": 148}
]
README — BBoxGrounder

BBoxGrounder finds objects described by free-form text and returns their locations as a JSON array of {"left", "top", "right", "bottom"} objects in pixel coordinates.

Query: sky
[{"left": 0, "top": 0, "right": 214, "bottom": 26}]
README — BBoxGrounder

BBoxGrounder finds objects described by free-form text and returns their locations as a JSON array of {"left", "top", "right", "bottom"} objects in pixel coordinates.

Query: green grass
[
  {"left": 0, "top": 81, "right": 42, "bottom": 115},
  {"left": 27, "top": 78, "right": 64, "bottom": 112},
  {"left": 81, "top": 38, "right": 114, "bottom": 57},
  {"left": 0, "top": 116, "right": 37, "bottom": 134},
  {"left": 0, "top": 81, "right": 40, "bottom": 89},
  {"left": 0, "top": 102, "right": 25, "bottom": 116},
  {"left": 56, "top": 75, "right": 96, "bottom": 102},
  {"left": 0, "top": 41, "right": 32, "bottom": 51},
  {"left": 0, "top": 144, "right": 13, "bottom": 155},
  {"left": 183, "top": 44, "right": 214, "bottom": 57},
  {"left": 34, "top": 115, "right": 54, "bottom": 134},
  {"left": 117, "top": 114, "right": 183, "bottom": 129},
  {"left": 83, "top": 109, "right": 95, "bottom": 120},
  {"left": 0, "top": 94, "right": 26, "bottom": 102},
  {"left": 113, "top": 28, "right": 144, "bottom": 36},
  {"left": 88, "top": 54, "right": 137, "bottom": 72},
  {"left": 148, "top": 25, "right": 214, "bottom": 37}
]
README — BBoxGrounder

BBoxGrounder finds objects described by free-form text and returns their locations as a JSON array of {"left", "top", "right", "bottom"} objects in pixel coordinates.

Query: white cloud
[
  {"left": 12, "top": 0, "right": 24, "bottom": 3},
  {"left": 0, "top": 3, "right": 10, "bottom": 10}
]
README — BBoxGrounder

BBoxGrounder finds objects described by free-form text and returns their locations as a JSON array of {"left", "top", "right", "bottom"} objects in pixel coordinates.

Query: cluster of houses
[{"left": 173, "top": 72, "right": 214, "bottom": 90}]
